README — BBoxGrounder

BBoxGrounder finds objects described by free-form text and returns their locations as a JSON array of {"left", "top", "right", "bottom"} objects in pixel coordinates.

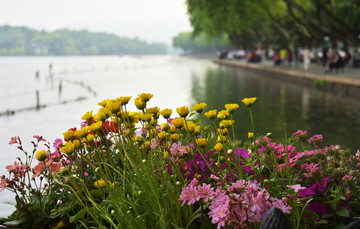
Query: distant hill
[{"left": 0, "top": 25, "right": 168, "bottom": 55}]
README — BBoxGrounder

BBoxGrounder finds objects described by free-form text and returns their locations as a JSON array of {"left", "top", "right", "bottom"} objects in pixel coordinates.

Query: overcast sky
[{"left": 0, "top": 0, "right": 192, "bottom": 44}]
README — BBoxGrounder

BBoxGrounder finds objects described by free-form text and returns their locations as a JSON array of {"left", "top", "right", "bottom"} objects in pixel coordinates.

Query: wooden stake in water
[{"left": 36, "top": 90, "right": 40, "bottom": 110}]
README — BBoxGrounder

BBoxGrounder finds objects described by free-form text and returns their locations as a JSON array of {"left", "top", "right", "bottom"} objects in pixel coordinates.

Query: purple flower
[
  {"left": 287, "top": 184, "right": 306, "bottom": 193},
  {"left": 53, "top": 138, "right": 63, "bottom": 153}
]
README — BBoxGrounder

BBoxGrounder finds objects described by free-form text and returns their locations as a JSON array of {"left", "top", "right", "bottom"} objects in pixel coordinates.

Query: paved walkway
[
  {"left": 213, "top": 59, "right": 360, "bottom": 87},
  {"left": 260, "top": 59, "right": 360, "bottom": 79}
]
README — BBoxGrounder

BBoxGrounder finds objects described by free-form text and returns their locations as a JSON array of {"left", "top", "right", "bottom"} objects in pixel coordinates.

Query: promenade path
[{"left": 213, "top": 59, "right": 360, "bottom": 88}]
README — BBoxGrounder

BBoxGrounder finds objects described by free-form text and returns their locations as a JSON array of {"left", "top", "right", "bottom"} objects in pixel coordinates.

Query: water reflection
[{"left": 191, "top": 66, "right": 360, "bottom": 152}]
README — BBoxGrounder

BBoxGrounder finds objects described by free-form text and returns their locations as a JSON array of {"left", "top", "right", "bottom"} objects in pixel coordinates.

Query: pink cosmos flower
[
  {"left": 287, "top": 184, "right": 306, "bottom": 193},
  {"left": 9, "top": 136, "right": 18, "bottom": 145},
  {"left": 197, "top": 183, "right": 214, "bottom": 202},
  {"left": 53, "top": 138, "right": 63, "bottom": 153}
]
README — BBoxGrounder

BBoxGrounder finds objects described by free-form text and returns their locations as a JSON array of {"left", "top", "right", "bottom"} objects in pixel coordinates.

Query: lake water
[{"left": 0, "top": 55, "right": 359, "bottom": 217}]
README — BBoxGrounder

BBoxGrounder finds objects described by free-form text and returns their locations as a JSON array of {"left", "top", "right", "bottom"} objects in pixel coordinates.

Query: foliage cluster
[
  {"left": 185, "top": 0, "right": 360, "bottom": 49},
  {"left": 1, "top": 94, "right": 359, "bottom": 228},
  {"left": 0, "top": 25, "right": 168, "bottom": 56},
  {"left": 172, "top": 32, "right": 233, "bottom": 54}
]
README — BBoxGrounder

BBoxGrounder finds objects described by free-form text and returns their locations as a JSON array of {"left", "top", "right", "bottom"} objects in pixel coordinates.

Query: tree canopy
[
  {"left": 172, "top": 32, "right": 233, "bottom": 54},
  {"left": 0, "top": 25, "right": 168, "bottom": 55},
  {"left": 186, "top": 0, "right": 360, "bottom": 48}
]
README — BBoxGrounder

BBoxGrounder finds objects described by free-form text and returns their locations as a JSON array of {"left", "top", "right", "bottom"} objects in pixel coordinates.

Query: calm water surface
[{"left": 0, "top": 55, "right": 359, "bottom": 216}]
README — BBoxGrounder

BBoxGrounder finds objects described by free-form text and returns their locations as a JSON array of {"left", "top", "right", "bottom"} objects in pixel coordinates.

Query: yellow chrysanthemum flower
[
  {"left": 135, "top": 97, "right": 146, "bottom": 110},
  {"left": 218, "top": 135, "right": 227, "bottom": 143},
  {"left": 242, "top": 97, "right": 257, "bottom": 107},
  {"left": 248, "top": 132, "right": 254, "bottom": 139},
  {"left": 169, "top": 133, "right": 179, "bottom": 141},
  {"left": 140, "top": 113, "right": 153, "bottom": 122},
  {"left": 74, "top": 127, "right": 89, "bottom": 138},
  {"left": 73, "top": 140, "right": 80, "bottom": 149},
  {"left": 139, "top": 93, "right": 153, "bottom": 102},
  {"left": 89, "top": 121, "right": 102, "bottom": 132},
  {"left": 158, "top": 131, "right": 167, "bottom": 140},
  {"left": 219, "top": 120, "right": 234, "bottom": 129},
  {"left": 107, "top": 101, "right": 122, "bottom": 114},
  {"left": 184, "top": 121, "right": 196, "bottom": 133},
  {"left": 176, "top": 106, "right": 189, "bottom": 118},
  {"left": 98, "top": 99, "right": 109, "bottom": 107},
  {"left": 117, "top": 96, "right": 132, "bottom": 105},
  {"left": 217, "top": 110, "right": 230, "bottom": 121},
  {"left": 94, "top": 107, "right": 109, "bottom": 122},
  {"left": 81, "top": 111, "right": 93, "bottom": 121},
  {"left": 60, "top": 141, "right": 75, "bottom": 155},
  {"left": 146, "top": 107, "right": 160, "bottom": 119},
  {"left": 204, "top": 110, "right": 217, "bottom": 119},
  {"left": 81, "top": 133, "right": 95, "bottom": 143},
  {"left": 172, "top": 117, "right": 185, "bottom": 129},
  {"left": 169, "top": 126, "right": 176, "bottom": 134},
  {"left": 94, "top": 179, "right": 106, "bottom": 188},
  {"left": 63, "top": 130, "right": 75, "bottom": 141},
  {"left": 191, "top": 103, "right": 207, "bottom": 113},
  {"left": 218, "top": 128, "right": 228, "bottom": 136},
  {"left": 160, "top": 108, "right": 172, "bottom": 119},
  {"left": 214, "top": 143, "right": 223, "bottom": 152},
  {"left": 193, "top": 125, "right": 201, "bottom": 135},
  {"left": 35, "top": 149, "right": 47, "bottom": 161},
  {"left": 142, "top": 141, "right": 151, "bottom": 150},
  {"left": 196, "top": 138, "right": 207, "bottom": 147},
  {"left": 225, "top": 103, "right": 240, "bottom": 113},
  {"left": 161, "top": 123, "right": 170, "bottom": 132}
]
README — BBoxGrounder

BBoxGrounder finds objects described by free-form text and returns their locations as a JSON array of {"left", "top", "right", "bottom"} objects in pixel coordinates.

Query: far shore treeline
[{"left": 0, "top": 25, "right": 169, "bottom": 55}]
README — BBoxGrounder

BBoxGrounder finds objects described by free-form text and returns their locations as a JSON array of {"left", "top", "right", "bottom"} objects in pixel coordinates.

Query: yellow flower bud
[
  {"left": 134, "top": 97, "right": 146, "bottom": 110},
  {"left": 94, "top": 179, "right": 106, "bottom": 188},
  {"left": 138, "top": 93, "right": 153, "bottom": 102},
  {"left": 214, "top": 143, "right": 223, "bottom": 152},
  {"left": 248, "top": 132, "right": 254, "bottom": 139},
  {"left": 81, "top": 111, "right": 93, "bottom": 121}
]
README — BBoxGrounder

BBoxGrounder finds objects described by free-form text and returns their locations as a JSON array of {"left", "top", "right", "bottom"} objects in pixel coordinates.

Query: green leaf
[
  {"left": 3, "top": 218, "right": 25, "bottom": 227},
  {"left": 57, "top": 200, "right": 78, "bottom": 213},
  {"left": 318, "top": 219, "right": 328, "bottom": 224},
  {"left": 69, "top": 209, "right": 87, "bottom": 223},
  {"left": 336, "top": 208, "right": 349, "bottom": 217},
  {"left": 335, "top": 224, "right": 345, "bottom": 229}
]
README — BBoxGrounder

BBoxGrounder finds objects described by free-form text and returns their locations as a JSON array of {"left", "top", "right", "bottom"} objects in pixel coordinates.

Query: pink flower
[
  {"left": 179, "top": 185, "right": 200, "bottom": 206},
  {"left": 209, "top": 203, "right": 229, "bottom": 228},
  {"left": 33, "top": 162, "right": 45, "bottom": 178},
  {"left": 0, "top": 179, "right": 7, "bottom": 192},
  {"left": 197, "top": 183, "right": 214, "bottom": 202},
  {"left": 293, "top": 130, "right": 307, "bottom": 141},
  {"left": 308, "top": 134, "right": 323, "bottom": 146},
  {"left": 9, "top": 136, "right": 19, "bottom": 145},
  {"left": 229, "top": 179, "right": 246, "bottom": 191},
  {"left": 210, "top": 174, "right": 220, "bottom": 180},
  {"left": 33, "top": 135, "right": 46, "bottom": 142},
  {"left": 50, "top": 162, "right": 62, "bottom": 174},
  {"left": 170, "top": 142, "right": 188, "bottom": 156},
  {"left": 287, "top": 184, "right": 306, "bottom": 193},
  {"left": 53, "top": 138, "right": 63, "bottom": 153},
  {"left": 6, "top": 161, "right": 26, "bottom": 178}
]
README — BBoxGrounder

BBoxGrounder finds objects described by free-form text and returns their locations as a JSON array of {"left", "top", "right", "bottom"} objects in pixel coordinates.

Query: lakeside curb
[{"left": 213, "top": 59, "right": 360, "bottom": 88}]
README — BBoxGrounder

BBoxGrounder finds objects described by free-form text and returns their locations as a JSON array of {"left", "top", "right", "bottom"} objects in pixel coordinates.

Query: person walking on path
[{"left": 303, "top": 47, "right": 310, "bottom": 70}]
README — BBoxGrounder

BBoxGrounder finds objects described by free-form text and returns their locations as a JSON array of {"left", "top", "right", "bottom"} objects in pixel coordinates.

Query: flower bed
[{"left": 1, "top": 94, "right": 359, "bottom": 228}]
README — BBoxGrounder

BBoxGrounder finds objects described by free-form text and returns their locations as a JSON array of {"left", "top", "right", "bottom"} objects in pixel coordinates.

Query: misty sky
[{"left": 0, "top": 0, "right": 192, "bottom": 44}]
